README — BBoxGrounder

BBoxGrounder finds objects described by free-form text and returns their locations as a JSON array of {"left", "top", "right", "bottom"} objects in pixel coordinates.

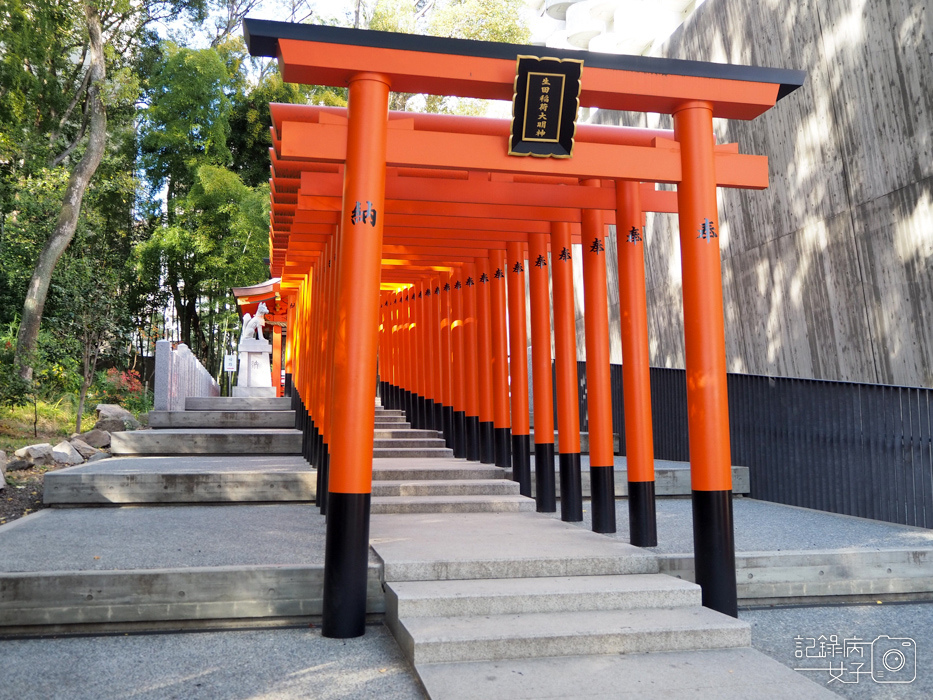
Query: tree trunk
[{"left": 15, "top": 4, "right": 107, "bottom": 380}]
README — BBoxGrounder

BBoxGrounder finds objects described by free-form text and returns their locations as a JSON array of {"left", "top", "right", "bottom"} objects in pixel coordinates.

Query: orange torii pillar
[
  {"left": 615, "top": 181, "right": 658, "bottom": 546},
  {"left": 403, "top": 291, "right": 415, "bottom": 426},
  {"left": 551, "top": 221, "right": 583, "bottom": 522},
  {"left": 528, "top": 233, "right": 556, "bottom": 512},
  {"left": 489, "top": 249, "right": 511, "bottom": 469},
  {"left": 379, "top": 295, "right": 392, "bottom": 409},
  {"left": 674, "top": 101, "right": 737, "bottom": 618},
  {"left": 429, "top": 278, "right": 444, "bottom": 433},
  {"left": 449, "top": 268, "right": 467, "bottom": 458},
  {"left": 272, "top": 325, "right": 283, "bottom": 397},
  {"left": 580, "top": 180, "right": 616, "bottom": 534},
  {"left": 475, "top": 257, "right": 496, "bottom": 464},
  {"left": 322, "top": 73, "right": 389, "bottom": 639},
  {"left": 412, "top": 285, "right": 426, "bottom": 429},
  {"left": 422, "top": 281, "right": 438, "bottom": 430},
  {"left": 320, "top": 234, "right": 339, "bottom": 515},
  {"left": 284, "top": 295, "right": 295, "bottom": 397},
  {"left": 437, "top": 272, "right": 455, "bottom": 449},
  {"left": 418, "top": 282, "right": 433, "bottom": 429},
  {"left": 506, "top": 242, "right": 531, "bottom": 496},
  {"left": 463, "top": 262, "right": 481, "bottom": 461}
]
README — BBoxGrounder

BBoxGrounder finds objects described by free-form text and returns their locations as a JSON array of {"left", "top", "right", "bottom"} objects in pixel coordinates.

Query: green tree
[{"left": 3, "top": 0, "right": 209, "bottom": 380}]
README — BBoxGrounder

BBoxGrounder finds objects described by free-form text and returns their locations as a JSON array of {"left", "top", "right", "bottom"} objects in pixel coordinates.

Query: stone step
[
  {"left": 372, "top": 430, "right": 443, "bottom": 440},
  {"left": 43, "top": 456, "right": 315, "bottom": 505},
  {"left": 185, "top": 397, "right": 293, "bottom": 411},
  {"left": 373, "top": 416, "right": 409, "bottom": 425},
  {"left": 371, "top": 462, "right": 503, "bottom": 481},
  {"left": 110, "top": 429, "right": 302, "bottom": 455},
  {"left": 148, "top": 411, "right": 296, "bottom": 429},
  {"left": 386, "top": 574, "right": 700, "bottom": 618},
  {"left": 0, "top": 506, "right": 383, "bottom": 631},
  {"left": 372, "top": 447, "right": 454, "bottom": 459},
  {"left": 376, "top": 406, "right": 405, "bottom": 418},
  {"left": 372, "top": 479, "right": 520, "bottom": 497},
  {"left": 414, "top": 648, "right": 840, "bottom": 699},
  {"left": 393, "top": 606, "right": 750, "bottom": 665},
  {"left": 530, "top": 463, "right": 751, "bottom": 497},
  {"left": 372, "top": 438, "right": 448, "bottom": 449},
  {"left": 371, "top": 494, "right": 535, "bottom": 515},
  {"left": 370, "top": 512, "right": 659, "bottom": 582},
  {"left": 528, "top": 431, "right": 620, "bottom": 455}
]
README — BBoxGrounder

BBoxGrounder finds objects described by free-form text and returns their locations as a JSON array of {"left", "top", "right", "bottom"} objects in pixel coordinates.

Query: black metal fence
[{"left": 557, "top": 362, "right": 933, "bottom": 529}]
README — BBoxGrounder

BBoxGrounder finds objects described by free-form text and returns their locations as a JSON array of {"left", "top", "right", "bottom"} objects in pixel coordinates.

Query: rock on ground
[
  {"left": 86, "top": 452, "right": 110, "bottom": 463},
  {"left": 52, "top": 441, "right": 85, "bottom": 466},
  {"left": 4, "top": 458, "right": 32, "bottom": 472},
  {"left": 93, "top": 404, "right": 140, "bottom": 432},
  {"left": 80, "top": 429, "right": 111, "bottom": 449},
  {"left": 69, "top": 438, "right": 99, "bottom": 459},
  {"left": 13, "top": 443, "right": 55, "bottom": 466}
]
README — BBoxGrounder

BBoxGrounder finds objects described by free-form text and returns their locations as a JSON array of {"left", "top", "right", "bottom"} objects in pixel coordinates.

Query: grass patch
[{"left": 0, "top": 398, "right": 95, "bottom": 454}]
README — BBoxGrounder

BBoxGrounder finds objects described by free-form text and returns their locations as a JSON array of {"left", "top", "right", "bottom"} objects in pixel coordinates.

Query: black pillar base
[
  {"left": 319, "top": 446, "right": 330, "bottom": 515},
  {"left": 418, "top": 395, "right": 427, "bottom": 429},
  {"left": 511, "top": 434, "right": 531, "bottom": 497},
  {"left": 534, "top": 443, "right": 556, "bottom": 512},
  {"left": 412, "top": 392, "right": 423, "bottom": 429},
  {"left": 466, "top": 416, "right": 481, "bottom": 461},
  {"left": 443, "top": 406, "right": 455, "bottom": 449},
  {"left": 404, "top": 390, "right": 413, "bottom": 424},
  {"left": 322, "top": 491, "right": 372, "bottom": 638},
  {"left": 692, "top": 489, "right": 738, "bottom": 617},
  {"left": 494, "top": 427, "right": 511, "bottom": 469},
  {"left": 434, "top": 402, "right": 444, "bottom": 436},
  {"left": 479, "top": 422, "right": 495, "bottom": 464},
  {"left": 590, "top": 465, "right": 616, "bottom": 534},
  {"left": 284, "top": 373, "right": 293, "bottom": 397},
  {"left": 559, "top": 452, "right": 583, "bottom": 522},
  {"left": 453, "top": 411, "right": 467, "bottom": 458},
  {"left": 424, "top": 399, "right": 435, "bottom": 430},
  {"left": 629, "top": 481, "right": 658, "bottom": 547}
]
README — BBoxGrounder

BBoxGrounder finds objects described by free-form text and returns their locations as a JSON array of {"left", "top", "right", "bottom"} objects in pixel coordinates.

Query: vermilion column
[
  {"left": 580, "top": 180, "right": 615, "bottom": 534},
  {"left": 449, "top": 267, "right": 467, "bottom": 458},
  {"left": 551, "top": 221, "right": 582, "bottom": 522},
  {"left": 506, "top": 241, "right": 531, "bottom": 496},
  {"left": 489, "top": 249, "right": 511, "bottom": 469},
  {"left": 438, "top": 272, "right": 454, "bottom": 448},
  {"left": 674, "top": 100, "right": 737, "bottom": 618},
  {"left": 285, "top": 295, "right": 295, "bottom": 397},
  {"left": 475, "top": 257, "right": 495, "bottom": 463},
  {"left": 272, "top": 324, "right": 283, "bottom": 397},
  {"left": 463, "top": 262, "right": 480, "bottom": 461},
  {"left": 322, "top": 72, "right": 389, "bottom": 639},
  {"left": 412, "top": 285, "right": 425, "bottom": 429},
  {"left": 422, "top": 281, "right": 436, "bottom": 430},
  {"left": 428, "top": 278, "right": 443, "bottom": 431},
  {"left": 528, "top": 233, "right": 555, "bottom": 512},
  {"left": 616, "top": 180, "right": 658, "bottom": 546}
]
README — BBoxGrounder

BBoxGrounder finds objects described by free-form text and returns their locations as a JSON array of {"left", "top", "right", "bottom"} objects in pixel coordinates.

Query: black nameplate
[{"left": 509, "top": 55, "right": 583, "bottom": 158}]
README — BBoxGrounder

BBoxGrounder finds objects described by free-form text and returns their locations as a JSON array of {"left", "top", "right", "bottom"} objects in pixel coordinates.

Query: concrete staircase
[
  {"left": 371, "top": 512, "right": 836, "bottom": 699},
  {"left": 372, "top": 407, "right": 454, "bottom": 459},
  {"left": 371, "top": 458, "right": 532, "bottom": 515}
]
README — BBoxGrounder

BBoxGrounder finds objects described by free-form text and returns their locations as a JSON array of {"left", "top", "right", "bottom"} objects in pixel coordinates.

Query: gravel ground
[
  {"left": 0, "top": 463, "right": 56, "bottom": 526},
  {"left": 0, "top": 624, "right": 427, "bottom": 700},
  {"left": 745, "top": 602, "right": 933, "bottom": 699},
  {"left": 545, "top": 497, "right": 933, "bottom": 553}
]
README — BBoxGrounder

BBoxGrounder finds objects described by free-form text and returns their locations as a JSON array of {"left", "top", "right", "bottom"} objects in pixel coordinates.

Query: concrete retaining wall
[
  {"left": 559, "top": 0, "right": 933, "bottom": 389},
  {"left": 153, "top": 340, "right": 220, "bottom": 412}
]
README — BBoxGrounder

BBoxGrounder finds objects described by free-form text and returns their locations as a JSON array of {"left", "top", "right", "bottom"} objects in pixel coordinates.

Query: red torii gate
[{"left": 244, "top": 18, "right": 804, "bottom": 639}]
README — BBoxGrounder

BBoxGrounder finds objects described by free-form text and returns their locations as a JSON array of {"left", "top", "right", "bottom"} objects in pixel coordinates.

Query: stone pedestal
[{"left": 233, "top": 338, "right": 275, "bottom": 398}]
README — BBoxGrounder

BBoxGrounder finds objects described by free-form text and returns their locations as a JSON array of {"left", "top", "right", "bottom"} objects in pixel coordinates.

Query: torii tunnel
[{"left": 243, "top": 18, "right": 804, "bottom": 639}]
